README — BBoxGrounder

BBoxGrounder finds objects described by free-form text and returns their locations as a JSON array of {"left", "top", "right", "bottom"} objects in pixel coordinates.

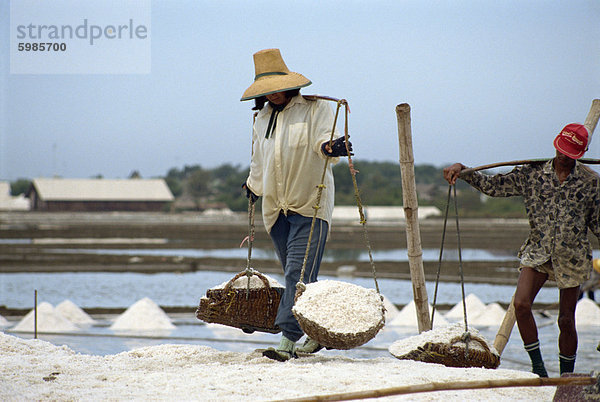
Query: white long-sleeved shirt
[{"left": 246, "top": 95, "right": 340, "bottom": 233}]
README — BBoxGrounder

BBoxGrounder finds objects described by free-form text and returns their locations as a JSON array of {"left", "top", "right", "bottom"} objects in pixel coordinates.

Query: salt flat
[{"left": 0, "top": 332, "right": 556, "bottom": 401}]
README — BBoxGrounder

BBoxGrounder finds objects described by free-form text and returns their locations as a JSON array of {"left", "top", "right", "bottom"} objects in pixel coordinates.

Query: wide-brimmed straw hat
[
  {"left": 553, "top": 123, "right": 589, "bottom": 159},
  {"left": 241, "top": 48, "right": 311, "bottom": 101}
]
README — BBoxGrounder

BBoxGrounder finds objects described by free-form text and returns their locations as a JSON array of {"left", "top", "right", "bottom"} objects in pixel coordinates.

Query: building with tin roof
[{"left": 27, "top": 178, "right": 174, "bottom": 212}]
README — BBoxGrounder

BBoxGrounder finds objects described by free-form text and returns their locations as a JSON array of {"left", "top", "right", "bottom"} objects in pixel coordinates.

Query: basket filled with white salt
[
  {"left": 196, "top": 269, "right": 284, "bottom": 334},
  {"left": 389, "top": 323, "right": 500, "bottom": 369},
  {"left": 292, "top": 280, "right": 385, "bottom": 350}
]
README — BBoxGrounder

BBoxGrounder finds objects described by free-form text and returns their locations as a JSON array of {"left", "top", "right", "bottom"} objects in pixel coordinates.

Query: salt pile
[
  {"left": 469, "top": 302, "right": 506, "bottom": 327},
  {"left": 110, "top": 297, "right": 175, "bottom": 331},
  {"left": 389, "top": 322, "right": 498, "bottom": 357},
  {"left": 389, "top": 300, "right": 450, "bottom": 327},
  {"left": 0, "top": 314, "right": 10, "bottom": 327},
  {"left": 12, "top": 302, "right": 78, "bottom": 333},
  {"left": 445, "top": 293, "right": 487, "bottom": 321},
  {"left": 213, "top": 272, "right": 283, "bottom": 289},
  {"left": 575, "top": 298, "right": 600, "bottom": 327},
  {"left": 55, "top": 300, "right": 96, "bottom": 325},
  {"left": 381, "top": 294, "right": 399, "bottom": 321},
  {"left": 292, "top": 280, "right": 384, "bottom": 334}
]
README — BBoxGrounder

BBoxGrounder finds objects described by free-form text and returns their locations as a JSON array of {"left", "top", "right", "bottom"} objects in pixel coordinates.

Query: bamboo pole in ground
[
  {"left": 396, "top": 103, "right": 431, "bottom": 333},
  {"left": 282, "top": 376, "right": 597, "bottom": 402},
  {"left": 493, "top": 295, "right": 515, "bottom": 355}
]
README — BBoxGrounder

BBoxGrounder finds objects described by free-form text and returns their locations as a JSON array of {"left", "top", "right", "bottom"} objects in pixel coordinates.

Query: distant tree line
[{"left": 9, "top": 161, "right": 526, "bottom": 218}]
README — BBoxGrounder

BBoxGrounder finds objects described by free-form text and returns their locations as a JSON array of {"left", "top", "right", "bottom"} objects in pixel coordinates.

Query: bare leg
[
  {"left": 558, "top": 286, "right": 579, "bottom": 374},
  {"left": 558, "top": 286, "right": 579, "bottom": 355},
  {"left": 514, "top": 267, "right": 548, "bottom": 344},
  {"left": 514, "top": 267, "right": 549, "bottom": 377}
]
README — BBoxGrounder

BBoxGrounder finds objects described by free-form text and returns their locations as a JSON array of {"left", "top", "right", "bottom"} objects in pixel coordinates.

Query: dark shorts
[{"left": 520, "top": 260, "right": 585, "bottom": 289}]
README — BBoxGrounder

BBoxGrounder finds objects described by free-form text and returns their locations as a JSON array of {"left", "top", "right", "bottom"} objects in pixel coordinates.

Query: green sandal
[
  {"left": 262, "top": 335, "right": 297, "bottom": 362},
  {"left": 296, "top": 338, "right": 323, "bottom": 354}
]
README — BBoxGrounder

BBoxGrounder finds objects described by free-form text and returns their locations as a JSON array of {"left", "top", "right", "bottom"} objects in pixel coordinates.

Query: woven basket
[
  {"left": 196, "top": 271, "right": 283, "bottom": 334},
  {"left": 395, "top": 335, "right": 500, "bottom": 369},
  {"left": 293, "top": 282, "right": 386, "bottom": 350}
]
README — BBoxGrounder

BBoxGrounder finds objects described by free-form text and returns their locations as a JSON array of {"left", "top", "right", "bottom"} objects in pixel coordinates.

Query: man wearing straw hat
[
  {"left": 241, "top": 48, "right": 352, "bottom": 361},
  {"left": 443, "top": 123, "right": 600, "bottom": 377}
]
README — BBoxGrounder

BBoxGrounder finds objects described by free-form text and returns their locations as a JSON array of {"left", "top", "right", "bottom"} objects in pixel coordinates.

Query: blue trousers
[{"left": 269, "top": 212, "right": 328, "bottom": 342}]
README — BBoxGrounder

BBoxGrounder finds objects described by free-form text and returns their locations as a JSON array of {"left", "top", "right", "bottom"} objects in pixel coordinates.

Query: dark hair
[
  {"left": 252, "top": 89, "right": 300, "bottom": 111},
  {"left": 252, "top": 96, "right": 267, "bottom": 111}
]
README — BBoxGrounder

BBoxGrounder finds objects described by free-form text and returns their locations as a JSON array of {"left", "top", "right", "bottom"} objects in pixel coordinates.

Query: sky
[{"left": 1, "top": 0, "right": 599, "bottom": 181}]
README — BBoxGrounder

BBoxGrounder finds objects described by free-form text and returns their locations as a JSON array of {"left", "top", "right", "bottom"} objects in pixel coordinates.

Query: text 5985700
[{"left": 18, "top": 43, "right": 67, "bottom": 51}]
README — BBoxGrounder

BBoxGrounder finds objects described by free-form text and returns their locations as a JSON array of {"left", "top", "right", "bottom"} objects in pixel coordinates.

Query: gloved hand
[
  {"left": 242, "top": 182, "right": 258, "bottom": 203},
  {"left": 321, "top": 136, "right": 353, "bottom": 157}
]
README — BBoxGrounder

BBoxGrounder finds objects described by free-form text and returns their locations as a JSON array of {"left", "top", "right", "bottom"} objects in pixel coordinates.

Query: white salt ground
[
  {"left": 0, "top": 332, "right": 556, "bottom": 401},
  {"left": 55, "top": 300, "right": 96, "bottom": 325},
  {"left": 445, "top": 293, "right": 487, "bottom": 321},
  {"left": 213, "top": 271, "right": 283, "bottom": 289},
  {"left": 292, "top": 280, "right": 384, "bottom": 333},
  {"left": 0, "top": 315, "right": 9, "bottom": 327},
  {"left": 110, "top": 297, "right": 175, "bottom": 331},
  {"left": 575, "top": 298, "right": 600, "bottom": 327},
  {"left": 11, "top": 302, "right": 78, "bottom": 333},
  {"left": 388, "top": 323, "right": 499, "bottom": 357},
  {"left": 389, "top": 301, "right": 450, "bottom": 327}
]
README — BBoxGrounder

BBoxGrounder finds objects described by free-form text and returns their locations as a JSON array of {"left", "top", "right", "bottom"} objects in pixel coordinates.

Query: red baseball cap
[{"left": 553, "top": 123, "right": 589, "bottom": 159}]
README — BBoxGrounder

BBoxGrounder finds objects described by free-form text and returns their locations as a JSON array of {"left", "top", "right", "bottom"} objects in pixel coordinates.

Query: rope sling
[
  {"left": 283, "top": 96, "right": 386, "bottom": 350},
  {"left": 429, "top": 184, "right": 494, "bottom": 361},
  {"left": 291, "top": 96, "right": 380, "bottom": 296},
  {"left": 241, "top": 112, "right": 259, "bottom": 296},
  {"left": 391, "top": 183, "right": 498, "bottom": 368}
]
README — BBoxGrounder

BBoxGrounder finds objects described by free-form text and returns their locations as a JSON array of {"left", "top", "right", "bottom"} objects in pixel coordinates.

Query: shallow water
[
  {"left": 2, "top": 270, "right": 598, "bottom": 376},
  {"left": 0, "top": 270, "right": 564, "bottom": 309},
  {"left": 41, "top": 246, "right": 520, "bottom": 262}
]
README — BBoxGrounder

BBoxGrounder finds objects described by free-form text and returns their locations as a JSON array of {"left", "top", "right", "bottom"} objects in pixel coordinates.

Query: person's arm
[
  {"left": 442, "top": 163, "right": 524, "bottom": 197},
  {"left": 588, "top": 176, "right": 600, "bottom": 241},
  {"left": 245, "top": 124, "right": 264, "bottom": 198},
  {"left": 310, "top": 101, "right": 344, "bottom": 160}
]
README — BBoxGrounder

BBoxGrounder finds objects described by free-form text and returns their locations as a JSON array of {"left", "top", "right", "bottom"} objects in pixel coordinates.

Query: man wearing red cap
[{"left": 443, "top": 123, "right": 600, "bottom": 377}]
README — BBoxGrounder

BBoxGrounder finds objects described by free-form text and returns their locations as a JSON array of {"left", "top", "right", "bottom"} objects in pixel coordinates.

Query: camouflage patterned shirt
[{"left": 462, "top": 159, "right": 600, "bottom": 288}]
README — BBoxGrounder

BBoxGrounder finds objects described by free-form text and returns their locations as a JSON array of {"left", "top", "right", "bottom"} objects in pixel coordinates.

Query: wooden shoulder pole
[
  {"left": 584, "top": 99, "right": 600, "bottom": 144},
  {"left": 396, "top": 103, "right": 431, "bottom": 333}
]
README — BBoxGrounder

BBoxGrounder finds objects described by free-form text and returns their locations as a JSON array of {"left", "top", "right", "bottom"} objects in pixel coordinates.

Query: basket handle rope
[{"left": 223, "top": 270, "right": 275, "bottom": 312}]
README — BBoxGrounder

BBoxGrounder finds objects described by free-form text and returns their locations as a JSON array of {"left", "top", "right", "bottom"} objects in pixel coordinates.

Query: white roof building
[
  {"left": 332, "top": 205, "right": 441, "bottom": 224},
  {"left": 28, "top": 178, "right": 174, "bottom": 212}
]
